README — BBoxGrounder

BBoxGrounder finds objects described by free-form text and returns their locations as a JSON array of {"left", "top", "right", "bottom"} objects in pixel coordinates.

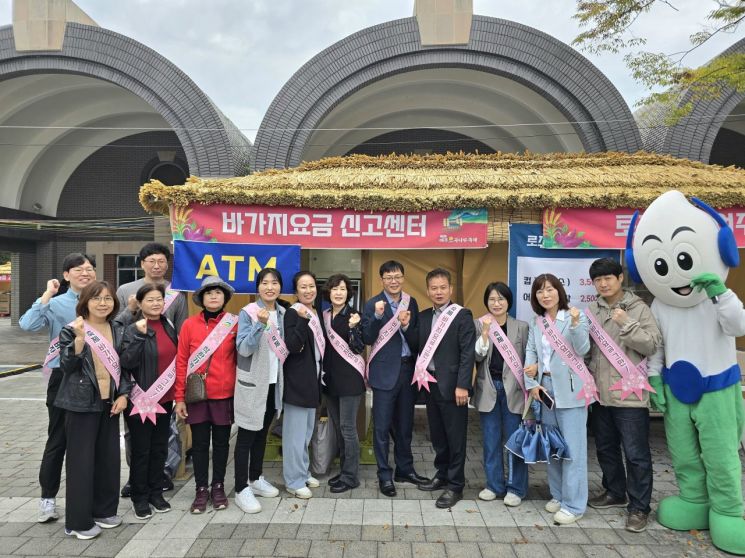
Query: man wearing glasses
[
  {"left": 20, "top": 253, "right": 97, "bottom": 523},
  {"left": 362, "top": 261, "right": 429, "bottom": 497}
]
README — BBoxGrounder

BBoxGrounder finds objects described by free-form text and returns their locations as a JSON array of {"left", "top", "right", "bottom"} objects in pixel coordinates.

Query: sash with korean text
[
  {"left": 367, "top": 293, "right": 411, "bottom": 374},
  {"left": 291, "top": 303, "right": 325, "bottom": 359},
  {"left": 129, "top": 358, "right": 176, "bottom": 424},
  {"left": 243, "top": 302, "right": 289, "bottom": 365},
  {"left": 478, "top": 314, "right": 527, "bottom": 400},
  {"left": 413, "top": 304, "right": 463, "bottom": 391},
  {"left": 187, "top": 313, "right": 238, "bottom": 375},
  {"left": 323, "top": 309, "right": 365, "bottom": 380}
]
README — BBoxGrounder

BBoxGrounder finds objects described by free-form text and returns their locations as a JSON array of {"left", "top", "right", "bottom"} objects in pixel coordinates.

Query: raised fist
[
  {"left": 569, "top": 306, "right": 580, "bottom": 326},
  {"left": 257, "top": 308, "right": 270, "bottom": 324},
  {"left": 127, "top": 294, "right": 138, "bottom": 312},
  {"left": 72, "top": 316, "right": 86, "bottom": 339},
  {"left": 296, "top": 305, "right": 310, "bottom": 319},
  {"left": 610, "top": 308, "right": 629, "bottom": 325},
  {"left": 398, "top": 310, "right": 411, "bottom": 328},
  {"left": 46, "top": 279, "right": 60, "bottom": 296},
  {"left": 481, "top": 317, "right": 492, "bottom": 335},
  {"left": 135, "top": 319, "right": 148, "bottom": 334},
  {"left": 375, "top": 300, "right": 386, "bottom": 316},
  {"left": 349, "top": 312, "right": 361, "bottom": 328}
]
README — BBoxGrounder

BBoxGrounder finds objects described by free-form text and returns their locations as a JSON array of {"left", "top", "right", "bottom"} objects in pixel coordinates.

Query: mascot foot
[
  {"left": 709, "top": 511, "right": 745, "bottom": 555},
  {"left": 657, "top": 496, "right": 709, "bottom": 531}
]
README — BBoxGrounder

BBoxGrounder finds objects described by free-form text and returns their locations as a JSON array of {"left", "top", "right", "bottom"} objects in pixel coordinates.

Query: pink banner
[
  {"left": 171, "top": 204, "right": 488, "bottom": 249},
  {"left": 543, "top": 207, "right": 745, "bottom": 249}
]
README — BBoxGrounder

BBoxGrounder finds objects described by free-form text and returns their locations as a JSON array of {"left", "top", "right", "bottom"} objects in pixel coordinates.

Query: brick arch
[
  {"left": 0, "top": 23, "right": 251, "bottom": 177},
  {"left": 255, "top": 16, "right": 641, "bottom": 171}
]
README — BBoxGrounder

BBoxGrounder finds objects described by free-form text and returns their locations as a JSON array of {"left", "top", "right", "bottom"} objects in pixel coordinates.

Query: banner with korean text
[
  {"left": 508, "top": 224, "right": 621, "bottom": 322},
  {"left": 172, "top": 241, "right": 300, "bottom": 294},
  {"left": 170, "top": 204, "right": 488, "bottom": 249},
  {"left": 542, "top": 207, "right": 745, "bottom": 249}
]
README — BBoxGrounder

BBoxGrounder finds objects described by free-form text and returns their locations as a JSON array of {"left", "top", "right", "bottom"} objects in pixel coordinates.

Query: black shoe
[
  {"left": 588, "top": 491, "right": 628, "bottom": 509},
  {"left": 418, "top": 477, "right": 447, "bottom": 492},
  {"left": 120, "top": 482, "right": 131, "bottom": 499},
  {"left": 149, "top": 493, "right": 171, "bottom": 513},
  {"left": 328, "top": 474, "right": 342, "bottom": 487},
  {"left": 379, "top": 480, "right": 397, "bottom": 497},
  {"left": 394, "top": 472, "right": 430, "bottom": 486},
  {"left": 330, "top": 480, "right": 359, "bottom": 494},
  {"left": 435, "top": 489, "right": 463, "bottom": 509},
  {"left": 161, "top": 476, "right": 174, "bottom": 492},
  {"left": 132, "top": 501, "right": 152, "bottom": 520}
]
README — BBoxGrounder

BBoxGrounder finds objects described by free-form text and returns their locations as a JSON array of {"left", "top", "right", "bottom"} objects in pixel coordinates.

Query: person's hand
[
  {"left": 524, "top": 363, "right": 538, "bottom": 378},
  {"left": 481, "top": 317, "right": 491, "bottom": 338},
  {"left": 375, "top": 300, "right": 386, "bottom": 317},
  {"left": 175, "top": 402, "right": 188, "bottom": 419},
  {"left": 690, "top": 272, "right": 727, "bottom": 299},
  {"left": 135, "top": 319, "right": 147, "bottom": 335},
  {"left": 45, "top": 279, "right": 60, "bottom": 297},
  {"left": 296, "top": 305, "right": 309, "bottom": 319},
  {"left": 257, "top": 308, "right": 270, "bottom": 325},
  {"left": 110, "top": 395, "right": 128, "bottom": 416},
  {"left": 530, "top": 386, "right": 546, "bottom": 400},
  {"left": 349, "top": 312, "right": 361, "bottom": 328},
  {"left": 648, "top": 376, "right": 666, "bottom": 413},
  {"left": 455, "top": 387, "right": 469, "bottom": 406},
  {"left": 398, "top": 310, "right": 411, "bottom": 327},
  {"left": 127, "top": 294, "right": 138, "bottom": 312},
  {"left": 610, "top": 308, "right": 629, "bottom": 325},
  {"left": 72, "top": 316, "right": 86, "bottom": 339},
  {"left": 569, "top": 306, "right": 581, "bottom": 326}
]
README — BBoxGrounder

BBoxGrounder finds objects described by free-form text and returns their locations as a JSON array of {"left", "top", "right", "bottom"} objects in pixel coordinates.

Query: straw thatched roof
[{"left": 139, "top": 151, "right": 745, "bottom": 215}]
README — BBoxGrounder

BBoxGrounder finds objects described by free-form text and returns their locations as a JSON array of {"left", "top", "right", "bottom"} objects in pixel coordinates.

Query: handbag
[
  {"left": 185, "top": 356, "right": 212, "bottom": 404},
  {"left": 310, "top": 405, "right": 338, "bottom": 475}
]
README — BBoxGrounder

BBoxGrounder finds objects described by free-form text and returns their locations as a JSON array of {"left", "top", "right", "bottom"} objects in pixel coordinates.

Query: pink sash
[
  {"left": 42, "top": 327, "right": 71, "bottom": 379},
  {"left": 536, "top": 316, "right": 597, "bottom": 407},
  {"left": 291, "top": 303, "right": 325, "bottom": 359},
  {"left": 367, "top": 293, "right": 411, "bottom": 374},
  {"left": 163, "top": 283, "right": 179, "bottom": 314},
  {"left": 83, "top": 323, "right": 122, "bottom": 389},
  {"left": 187, "top": 313, "right": 238, "bottom": 376},
  {"left": 583, "top": 309, "right": 655, "bottom": 401},
  {"left": 413, "top": 304, "right": 463, "bottom": 391},
  {"left": 323, "top": 309, "right": 365, "bottom": 380},
  {"left": 129, "top": 358, "right": 176, "bottom": 424},
  {"left": 478, "top": 314, "right": 527, "bottom": 400},
  {"left": 243, "top": 302, "right": 289, "bottom": 365}
]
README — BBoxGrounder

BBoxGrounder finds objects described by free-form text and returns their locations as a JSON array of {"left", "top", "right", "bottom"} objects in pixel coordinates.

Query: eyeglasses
[
  {"left": 142, "top": 297, "right": 164, "bottom": 304},
  {"left": 91, "top": 296, "right": 114, "bottom": 303},
  {"left": 143, "top": 258, "right": 168, "bottom": 266},
  {"left": 382, "top": 275, "right": 404, "bottom": 283},
  {"left": 70, "top": 267, "right": 95, "bottom": 274}
]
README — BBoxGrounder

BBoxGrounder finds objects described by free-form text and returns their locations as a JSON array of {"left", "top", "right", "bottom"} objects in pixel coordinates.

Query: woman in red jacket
[{"left": 174, "top": 276, "right": 237, "bottom": 514}]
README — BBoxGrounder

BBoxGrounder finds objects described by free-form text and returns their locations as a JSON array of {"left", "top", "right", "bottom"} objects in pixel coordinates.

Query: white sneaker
[
  {"left": 65, "top": 525, "right": 101, "bottom": 540},
  {"left": 553, "top": 509, "right": 583, "bottom": 525},
  {"left": 478, "top": 488, "right": 497, "bottom": 501},
  {"left": 235, "top": 487, "right": 262, "bottom": 514},
  {"left": 545, "top": 499, "right": 561, "bottom": 513},
  {"left": 250, "top": 476, "right": 279, "bottom": 498},
  {"left": 503, "top": 492, "right": 522, "bottom": 507},
  {"left": 38, "top": 498, "right": 59, "bottom": 523},
  {"left": 306, "top": 476, "right": 320, "bottom": 488},
  {"left": 93, "top": 515, "right": 122, "bottom": 529},
  {"left": 287, "top": 486, "right": 313, "bottom": 499}
]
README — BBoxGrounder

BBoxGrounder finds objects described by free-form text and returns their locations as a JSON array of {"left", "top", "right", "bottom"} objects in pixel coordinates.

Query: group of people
[{"left": 21, "top": 245, "right": 665, "bottom": 539}]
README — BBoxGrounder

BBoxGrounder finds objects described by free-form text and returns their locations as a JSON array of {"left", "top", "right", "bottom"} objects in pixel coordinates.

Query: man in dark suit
[
  {"left": 414, "top": 268, "right": 476, "bottom": 508},
  {"left": 362, "top": 261, "right": 429, "bottom": 497}
]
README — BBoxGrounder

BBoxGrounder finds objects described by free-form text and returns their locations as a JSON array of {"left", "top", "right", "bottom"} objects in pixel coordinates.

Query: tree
[{"left": 573, "top": 1, "right": 745, "bottom": 120}]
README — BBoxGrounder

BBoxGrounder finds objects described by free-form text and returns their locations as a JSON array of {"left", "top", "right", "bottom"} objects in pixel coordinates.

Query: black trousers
[
  {"left": 234, "top": 384, "right": 276, "bottom": 493},
  {"left": 64, "top": 405, "right": 120, "bottom": 531},
  {"left": 425, "top": 383, "right": 468, "bottom": 492},
  {"left": 191, "top": 422, "right": 231, "bottom": 488},
  {"left": 125, "top": 402, "right": 173, "bottom": 505},
  {"left": 372, "top": 358, "right": 417, "bottom": 481},
  {"left": 590, "top": 404, "right": 653, "bottom": 513},
  {"left": 40, "top": 368, "right": 66, "bottom": 499}
]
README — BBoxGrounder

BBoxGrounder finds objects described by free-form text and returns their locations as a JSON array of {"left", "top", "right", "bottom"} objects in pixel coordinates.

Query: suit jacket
[
  {"left": 361, "top": 291, "right": 419, "bottom": 390},
  {"left": 283, "top": 307, "right": 321, "bottom": 409},
  {"left": 524, "top": 310, "right": 591, "bottom": 409},
  {"left": 414, "top": 303, "right": 476, "bottom": 401},
  {"left": 472, "top": 314, "right": 529, "bottom": 415}
]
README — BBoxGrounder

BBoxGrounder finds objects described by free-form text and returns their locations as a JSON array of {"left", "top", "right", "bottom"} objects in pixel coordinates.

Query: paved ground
[{"left": 1, "top": 320, "right": 743, "bottom": 557}]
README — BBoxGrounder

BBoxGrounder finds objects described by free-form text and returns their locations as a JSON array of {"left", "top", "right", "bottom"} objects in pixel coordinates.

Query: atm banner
[
  {"left": 170, "top": 204, "right": 488, "bottom": 249},
  {"left": 172, "top": 240, "right": 301, "bottom": 294}
]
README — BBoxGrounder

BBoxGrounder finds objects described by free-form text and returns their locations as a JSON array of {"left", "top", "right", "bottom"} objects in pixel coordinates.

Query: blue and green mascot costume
[{"left": 628, "top": 190, "right": 745, "bottom": 554}]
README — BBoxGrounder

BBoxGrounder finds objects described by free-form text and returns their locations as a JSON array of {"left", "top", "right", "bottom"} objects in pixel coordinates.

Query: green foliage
[
  {"left": 573, "top": 1, "right": 745, "bottom": 116},
  {"left": 0, "top": 252, "right": 10, "bottom": 265}
]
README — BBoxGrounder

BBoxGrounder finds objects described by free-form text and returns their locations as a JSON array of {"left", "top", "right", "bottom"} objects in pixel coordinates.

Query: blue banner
[
  {"left": 172, "top": 240, "right": 301, "bottom": 294},
  {"left": 508, "top": 224, "right": 621, "bottom": 322}
]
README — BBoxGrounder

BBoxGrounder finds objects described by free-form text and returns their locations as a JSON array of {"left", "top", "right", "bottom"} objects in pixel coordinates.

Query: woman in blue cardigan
[{"left": 524, "top": 273, "right": 591, "bottom": 525}]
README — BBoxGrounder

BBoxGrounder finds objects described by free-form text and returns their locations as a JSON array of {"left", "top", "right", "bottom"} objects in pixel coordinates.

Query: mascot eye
[
  {"left": 676, "top": 252, "right": 693, "bottom": 271},
  {"left": 654, "top": 257, "right": 669, "bottom": 277}
]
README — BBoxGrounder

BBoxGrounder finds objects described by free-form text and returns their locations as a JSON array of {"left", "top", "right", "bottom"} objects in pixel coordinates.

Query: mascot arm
[
  {"left": 715, "top": 290, "right": 745, "bottom": 338},
  {"left": 618, "top": 306, "right": 662, "bottom": 357}
]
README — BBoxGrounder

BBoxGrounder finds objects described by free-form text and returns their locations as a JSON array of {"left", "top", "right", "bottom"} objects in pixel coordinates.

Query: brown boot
[
  {"left": 211, "top": 482, "right": 228, "bottom": 510},
  {"left": 626, "top": 511, "right": 649, "bottom": 532},
  {"left": 588, "top": 491, "right": 628, "bottom": 509},
  {"left": 190, "top": 486, "right": 209, "bottom": 514}
]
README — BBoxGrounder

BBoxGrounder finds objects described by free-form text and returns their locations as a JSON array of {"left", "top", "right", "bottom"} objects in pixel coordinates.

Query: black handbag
[{"left": 185, "top": 356, "right": 212, "bottom": 404}]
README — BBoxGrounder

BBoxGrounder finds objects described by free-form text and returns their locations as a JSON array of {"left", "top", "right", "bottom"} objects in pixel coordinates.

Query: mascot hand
[
  {"left": 690, "top": 273, "right": 727, "bottom": 298},
  {"left": 648, "top": 376, "right": 666, "bottom": 413}
]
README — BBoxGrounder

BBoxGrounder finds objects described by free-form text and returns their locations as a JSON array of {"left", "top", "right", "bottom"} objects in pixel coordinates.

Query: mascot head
[{"left": 627, "top": 190, "right": 738, "bottom": 307}]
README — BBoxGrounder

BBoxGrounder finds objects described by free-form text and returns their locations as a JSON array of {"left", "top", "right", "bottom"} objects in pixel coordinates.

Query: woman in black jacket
[
  {"left": 282, "top": 271, "right": 323, "bottom": 499},
  {"left": 56, "top": 281, "right": 131, "bottom": 540},
  {"left": 119, "top": 284, "right": 178, "bottom": 520},
  {"left": 321, "top": 274, "right": 365, "bottom": 493}
]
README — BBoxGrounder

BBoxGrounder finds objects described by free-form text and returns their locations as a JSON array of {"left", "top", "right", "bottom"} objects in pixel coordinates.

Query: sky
[{"left": 0, "top": 0, "right": 740, "bottom": 142}]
